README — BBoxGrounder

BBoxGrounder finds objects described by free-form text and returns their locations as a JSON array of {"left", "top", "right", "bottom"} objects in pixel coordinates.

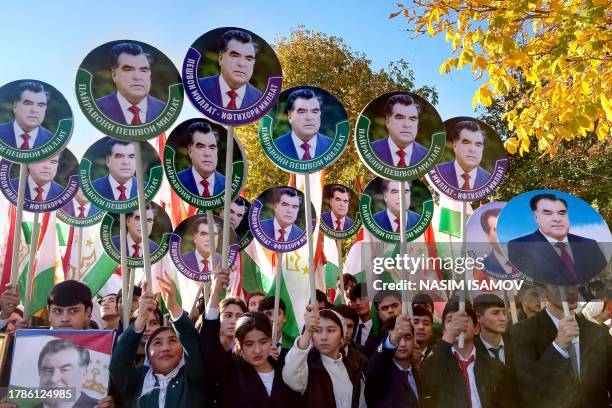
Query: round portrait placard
[
  {"left": 183, "top": 27, "right": 282, "bottom": 126},
  {"left": 76, "top": 40, "right": 183, "bottom": 141},
  {"left": 259, "top": 86, "right": 349, "bottom": 174},
  {"left": 99, "top": 202, "right": 172, "bottom": 268},
  {"left": 319, "top": 184, "right": 361, "bottom": 240},
  {"left": 57, "top": 186, "right": 105, "bottom": 227},
  {"left": 359, "top": 177, "right": 433, "bottom": 243},
  {"left": 249, "top": 186, "right": 316, "bottom": 252},
  {"left": 169, "top": 214, "right": 239, "bottom": 282},
  {"left": 427, "top": 117, "right": 507, "bottom": 202},
  {"left": 210, "top": 196, "right": 253, "bottom": 251},
  {"left": 496, "top": 190, "right": 611, "bottom": 286},
  {"left": 465, "top": 201, "right": 523, "bottom": 280},
  {"left": 163, "top": 118, "right": 247, "bottom": 210},
  {"left": 79, "top": 137, "right": 163, "bottom": 213},
  {"left": 0, "top": 80, "right": 73, "bottom": 163},
  {"left": 0, "top": 148, "right": 79, "bottom": 213},
  {"left": 355, "top": 92, "right": 445, "bottom": 181}
]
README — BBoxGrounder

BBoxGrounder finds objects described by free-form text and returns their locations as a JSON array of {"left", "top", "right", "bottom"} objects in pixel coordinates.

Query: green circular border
[
  {"left": 99, "top": 211, "right": 171, "bottom": 268},
  {"left": 57, "top": 207, "right": 105, "bottom": 227},
  {"left": 164, "top": 137, "right": 248, "bottom": 210},
  {"left": 359, "top": 192, "right": 434, "bottom": 243},
  {"left": 75, "top": 67, "right": 184, "bottom": 142},
  {"left": 78, "top": 157, "right": 163, "bottom": 214}
]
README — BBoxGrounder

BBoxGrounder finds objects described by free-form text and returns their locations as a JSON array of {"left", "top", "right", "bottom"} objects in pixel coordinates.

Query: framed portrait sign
[
  {"left": 359, "top": 177, "right": 433, "bottom": 243},
  {"left": 57, "top": 185, "right": 105, "bottom": 228},
  {"left": 163, "top": 118, "right": 247, "bottom": 210},
  {"left": 210, "top": 196, "right": 253, "bottom": 251},
  {"left": 319, "top": 184, "right": 361, "bottom": 240},
  {"left": 183, "top": 27, "right": 282, "bottom": 126},
  {"left": 427, "top": 117, "right": 508, "bottom": 202},
  {"left": 355, "top": 91, "right": 445, "bottom": 181},
  {"left": 259, "top": 86, "right": 349, "bottom": 174},
  {"left": 100, "top": 202, "right": 172, "bottom": 268},
  {"left": 79, "top": 137, "right": 163, "bottom": 214},
  {"left": 0, "top": 79, "right": 73, "bottom": 164},
  {"left": 8, "top": 329, "right": 114, "bottom": 407},
  {"left": 0, "top": 148, "right": 79, "bottom": 213}
]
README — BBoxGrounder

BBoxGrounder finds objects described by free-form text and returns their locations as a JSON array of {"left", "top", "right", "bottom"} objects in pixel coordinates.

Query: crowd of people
[{"left": 0, "top": 271, "right": 609, "bottom": 408}]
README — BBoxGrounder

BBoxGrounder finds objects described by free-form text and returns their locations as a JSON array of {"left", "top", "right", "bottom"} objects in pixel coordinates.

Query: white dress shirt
[
  {"left": 219, "top": 75, "right": 246, "bottom": 108},
  {"left": 116, "top": 91, "right": 148, "bottom": 124},
  {"left": 386, "top": 209, "right": 400, "bottom": 232},
  {"left": 454, "top": 160, "right": 478, "bottom": 189},
  {"left": 273, "top": 217, "right": 293, "bottom": 241},
  {"left": 191, "top": 167, "right": 216, "bottom": 196},
  {"left": 383, "top": 336, "right": 419, "bottom": 400},
  {"left": 331, "top": 213, "right": 346, "bottom": 231},
  {"left": 451, "top": 345, "right": 483, "bottom": 408},
  {"left": 27, "top": 176, "right": 49, "bottom": 201},
  {"left": 480, "top": 335, "right": 506, "bottom": 364},
  {"left": 387, "top": 137, "right": 414, "bottom": 166},
  {"left": 13, "top": 121, "right": 40, "bottom": 148},
  {"left": 108, "top": 174, "right": 133, "bottom": 200},
  {"left": 126, "top": 235, "right": 141, "bottom": 257},
  {"left": 354, "top": 318, "right": 372, "bottom": 346},
  {"left": 539, "top": 229, "right": 574, "bottom": 261},
  {"left": 291, "top": 132, "right": 317, "bottom": 160},
  {"left": 195, "top": 250, "right": 214, "bottom": 272},
  {"left": 72, "top": 200, "right": 91, "bottom": 217}
]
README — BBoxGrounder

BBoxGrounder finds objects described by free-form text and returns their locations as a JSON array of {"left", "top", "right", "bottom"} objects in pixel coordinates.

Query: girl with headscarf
[
  {"left": 109, "top": 275, "right": 205, "bottom": 407},
  {"left": 581, "top": 299, "right": 610, "bottom": 326}
]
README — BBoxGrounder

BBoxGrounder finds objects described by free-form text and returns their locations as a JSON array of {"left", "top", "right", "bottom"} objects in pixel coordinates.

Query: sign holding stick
[
  {"left": 119, "top": 213, "right": 129, "bottom": 325},
  {"left": 9, "top": 165, "right": 27, "bottom": 285},
  {"left": 22, "top": 212, "right": 41, "bottom": 320},
  {"left": 271, "top": 252, "right": 283, "bottom": 345}
]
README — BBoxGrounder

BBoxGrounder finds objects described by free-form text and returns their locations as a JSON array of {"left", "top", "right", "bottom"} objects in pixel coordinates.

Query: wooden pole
[
  {"left": 22, "top": 212, "right": 40, "bottom": 320},
  {"left": 133, "top": 142, "right": 152, "bottom": 291},
  {"left": 10, "top": 164, "right": 28, "bottom": 284}
]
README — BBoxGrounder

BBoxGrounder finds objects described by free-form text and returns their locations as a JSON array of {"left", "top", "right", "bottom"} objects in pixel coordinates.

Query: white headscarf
[{"left": 581, "top": 300, "right": 607, "bottom": 324}]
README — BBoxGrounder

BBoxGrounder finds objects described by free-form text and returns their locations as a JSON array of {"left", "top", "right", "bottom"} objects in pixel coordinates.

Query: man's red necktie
[
  {"left": 132, "top": 243, "right": 140, "bottom": 258},
  {"left": 78, "top": 205, "right": 86, "bottom": 218},
  {"left": 395, "top": 217, "right": 400, "bottom": 233},
  {"left": 226, "top": 90, "right": 238, "bottom": 109},
  {"left": 128, "top": 105, "right": 142, "bottom": 125},
  {"left": 201, "top": 179, "right": 211, "bottom": 197},
  {"left": 34, "top": 186, "right": 44, "bottom": 202},
  {"left": 335, "top": 219, "right": 342, "bottom": 231},
  {"left": 454, "top": 352, "right": 476, "bottom": 407},
  {"left": 117, "top": 185, "right": 127, "bottom": 201},
  {"left": 20, "top": 133, "right": 31, "bottom": 149},
  {"left": 278, "top": 228, "right": 286, "bottom": 242},
  {"left": 555, "top": 242, "right": 577, "bottom": 279},
  {"left": 461, "top": 173, "right": 471, "bottom": 190},
  {"left": 202, "top": 258, "right": 210, "bottom": 273},
  {"left": 396, "top": 150, "right": 407, "bottom": 167},
  {"left": 301, "top": 142, "right": 311, "bottom": 160}
]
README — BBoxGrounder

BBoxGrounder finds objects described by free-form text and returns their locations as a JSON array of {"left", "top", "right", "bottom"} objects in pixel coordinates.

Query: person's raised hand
[
  {"left": 555, "top": 315, "right": 580, "bottom": 350},
  {"left": 442, "top": 311, "right": 469, "bottom": 344},
  {"left": 157, "top": 271, "right": 183, "bottom": 319},
  {"left": 0, "top": 284, "right": 19, "bottom": 320},
  {"left": 389, "top": 314, "right": 412, "bottom": 346},
  {"left": 133, "top": 281, "right": 157, "bottom": 332}
]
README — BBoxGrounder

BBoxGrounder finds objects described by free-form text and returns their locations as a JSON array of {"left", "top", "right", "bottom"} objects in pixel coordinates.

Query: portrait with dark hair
[
  {"left": 260, "top": 187, "right": 304, "bottom": 241},
  {"left": 320, "top": 184, "right": 360, "bottom": 235},
  {"left": 8, "top": 330, "right": 115, "bottom": 406}
]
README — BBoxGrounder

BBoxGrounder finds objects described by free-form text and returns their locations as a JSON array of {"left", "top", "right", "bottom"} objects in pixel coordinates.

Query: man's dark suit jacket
[
  {"left": 96, "top": 92, "right": 165, "bottom": 124},
  {"left": 371, "top": 136, "right": 428, "bottom": 166},
  {"left": 321, "top": 211, "right": 354, "bottom": 231},
  {"left": 365, "top": 338, "right": 420, "bottom": 408},
  {"left": 274, "top": 132, "right": 333, "bottom": 160},
  {"left": 62, "top": 200, "right": 100, "bottom": 217},
  {"left": 91, "top": 175, "right": 138, "bottom": 201},
  {"left": 177, "top": 167, "right": 225, "bottom": 196},
  {"left": 373, "top": 209, "right": 420, "bottom": 232},
  {"left": 260, "top": 218, "right": 303, "bottom": 241},
  {"left": 111, "top": 235, "right": 158, "bottom": 255},
  {"left": 10, "top": 178, "right": 63, "bottom": 201},
  {"left": 435, "top": 160, "right": 491, "bottom": 189},
  {"left": 507, "top": 230, "right": 607, "bottom": 285},
  {"left": 0, "top": 121, "right": 53, "bottom": 148},
  {"left": 198, "top": 74, "right": 262, "bottom": 108},
  {"left": 510, "top": 309, "right": 612, "bottom": 408},
  {"left": 420, "top": 339, "right": 516, "bottom": 408}
]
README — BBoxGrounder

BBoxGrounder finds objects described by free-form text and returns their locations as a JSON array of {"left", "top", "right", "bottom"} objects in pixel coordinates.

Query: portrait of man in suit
[
  {"left": 36, "top": 339, "right": 98, "bottom": 408},
  {"left": 199, "top": 29, "right": 262, "bottom": 109},
  {"left": 436, "top": 120, "right": 492, "bottom": 190},
  {"left": 177, "top": 121, "right": 225, "bottom": 197},
  {"left": 182, "top": 217, "right": 221, "bottom": 273},
  {"left": 260, "top": 187, "right": 303, "bottom": 242},
  {"left": 274, "top": 88, "right": 333, "bottom": 160},
  {"left": 95, "top": 42, "right": 165, "bottom": 125},
  {"left": 507, "top": 193, "right": 607, "bottom": 285},
  {"left": 477, "top": 207, "right": 519, "bottom": 278},
  {"left": 91, "top": 139, "right": 137, "bottom": 201},
  {"left": 111, "top": 204, "right": 158, "bottom": 258},
  {"left": 321, "top": 185, "right": 354, "bottom": 232},
  {"left": 10, "top": 151, "right": 64, "bottom": 201},
  {"left": 221, "top": 197, "right": 248, "bottom": 233},
  {"left": 370, "top": 94, "right": 428, "bottom": 167},
  {"left": 373, "top": 180, "right": 420, "bottom": 233},
  {"left": 62, "top": 188, "right": 100, "bottom": 218},
  {"left": 0, "top": 81, "right": 53, "bottom": 149}
]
